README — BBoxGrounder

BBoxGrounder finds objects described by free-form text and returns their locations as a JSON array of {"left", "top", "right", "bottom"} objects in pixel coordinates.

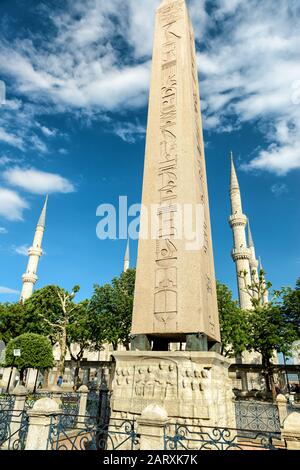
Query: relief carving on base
[{"left": 112, "top": 359, "right": 213, "bottom": 419}]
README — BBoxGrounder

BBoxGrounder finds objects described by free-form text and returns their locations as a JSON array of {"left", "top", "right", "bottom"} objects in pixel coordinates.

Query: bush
[{"left": 5, "top": 333, "right": 54, "bottom": 371}]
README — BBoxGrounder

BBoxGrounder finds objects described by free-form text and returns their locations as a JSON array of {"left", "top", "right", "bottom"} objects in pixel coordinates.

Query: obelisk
[
  {"left": 131, "top": 0, "right": 220, "bottom": 350},
  {"left": 109, "top": 1, "right": 236, "bottom": 439}
]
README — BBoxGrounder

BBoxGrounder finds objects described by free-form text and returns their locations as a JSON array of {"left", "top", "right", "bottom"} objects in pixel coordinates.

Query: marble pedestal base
[{"left": 110, "top": 351, "right": 236, "bottom": 428}]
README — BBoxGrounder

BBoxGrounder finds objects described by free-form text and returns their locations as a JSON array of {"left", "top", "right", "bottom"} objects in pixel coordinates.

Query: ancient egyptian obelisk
[
  {"left": 109, "top": 1, "right": 235, "bottom": 440},
  {"left": 131, "top": 0, "right": 220, "bottom": 350}
]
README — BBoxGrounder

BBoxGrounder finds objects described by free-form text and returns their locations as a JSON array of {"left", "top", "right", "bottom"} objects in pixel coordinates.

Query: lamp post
[
  {"left": 283, "top": 353, "right": 291, "bottom": 394},
  {"left": 6, "top": 348, "right": 21, "bottom": 394}
]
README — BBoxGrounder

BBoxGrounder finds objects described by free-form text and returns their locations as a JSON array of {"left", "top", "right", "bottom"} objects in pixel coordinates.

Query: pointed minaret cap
[
  {"left": 37, "top": 195, "right": 48, "bottom": 228},
  {"left": 230, "top": 151, "right": 239, "bottom": 191},
  {"left": 247, "top": 219, "right": 254, "bottom": 248},
  {"left": 259, "top": 256, "right": 264, "bottom": 272}
]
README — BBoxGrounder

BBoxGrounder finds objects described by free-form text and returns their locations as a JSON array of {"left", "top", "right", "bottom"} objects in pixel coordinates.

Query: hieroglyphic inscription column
[{"left": 131, "top": 0, "right": 220, "bottom": 345}]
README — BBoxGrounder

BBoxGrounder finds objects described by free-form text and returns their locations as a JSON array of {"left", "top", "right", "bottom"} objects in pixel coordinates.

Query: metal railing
[
  {"left": 234, "top": 400, "right": 281, "bottom": 432},
  {"left": 0, "top": 410, "right": 29, "bottom": 450},
  {"left": 164, "top": 423, "right": 286, "bottom": 451},
  {"left": 47, "top": 415, "right": 139, "bottom": 451}
]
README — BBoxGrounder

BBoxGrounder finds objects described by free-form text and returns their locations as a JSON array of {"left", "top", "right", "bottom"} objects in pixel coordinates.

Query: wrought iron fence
[
  {"left": 164, "top": 423, "right": 285, "bottom": 451},
  {"left": 235, "top": 400, "right": 281, "bottom": 432},
  {"left": 0, "top": 410, "right": 29, "bottom": 450},
  {"left": 47, "top": 415, "right": 139, "bottom": 450},
  {"left": 25, "top": 391, "right": 80, "bottom": 415},
  {"left": 0, "top": 394, "right": 15, "bottom": 411}
]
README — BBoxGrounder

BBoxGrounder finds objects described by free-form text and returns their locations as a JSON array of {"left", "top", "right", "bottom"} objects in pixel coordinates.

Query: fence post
[
  {"left": 5, "top": 385, "right": 27, "bottom": 448},
  {"left": 137, "top": 404, "right": 169, "bottom": 450},
  {"left": 276, "top": 394, "right": 288, "bottom": 427},
  {"left": 25, "top": 398, "right": 61, "bottom": 450},
  {"left": 49, "top": 385, "right": 63, "bottom": 404},
  {"left": 282, "top": 412, "right": 300, "bottom": 450},
  {"left": 77, "top": 385, "right": 88, "bottom": 426}
]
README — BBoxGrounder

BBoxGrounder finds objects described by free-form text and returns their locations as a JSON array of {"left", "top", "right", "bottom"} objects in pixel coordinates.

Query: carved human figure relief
[
  {"left": 182, "top": 370, "right": 193, "bottom": 400},
  {"left": 135, "top": 368, "right": 145, "bottom": 397},
  {"left": 165, "top": 364, "right": 177, "bottom": 398}
]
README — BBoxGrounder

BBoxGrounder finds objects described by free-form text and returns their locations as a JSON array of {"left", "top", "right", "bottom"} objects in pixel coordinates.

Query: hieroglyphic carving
[{"left": 154, "top": 4, "right": 184, "bottom": 330}]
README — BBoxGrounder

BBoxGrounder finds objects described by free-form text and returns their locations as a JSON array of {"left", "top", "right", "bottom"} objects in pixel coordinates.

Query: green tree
[
  {"left": 67, "top": 299, "right": 102, "bottom": 385},
  {"left": 0, "top": 302, "right": 26, "bottom": 344},
  {"left": 216, "top": 281, "right": 249, "bottom": 357},
  {"left": 23, "top": 285, "right": 81, "bottom": 381},
  {"left": 239, "top": 270, "right": 299, "bottom": 400},
  {"left": 89, "top": 269, "right": 136, "bottom": 350},
  {"left": 5, "top": 333, "right": 53, "bottom": 384},
  {"left": 280, "top": 278, "right": 300, "bottom": 336}
]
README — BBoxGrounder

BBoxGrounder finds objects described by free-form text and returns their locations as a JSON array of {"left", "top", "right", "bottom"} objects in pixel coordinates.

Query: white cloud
[
  {"left": 3, "top": 167, "right": 75, "bottom": 194},
  {"left": 0, "top": 227, "right": 8, "bottom": 234},
  {"left": 271, "top": 183, "right": 288, "bottom": 196},
  {"left": 113, "top": 121, "right": 146, "bottom": 144},
  {"left": 0, "top": 127, "right": 24, "bottom": 150},
  {"left": 40, "top": 126, "right": 57, "bottom": 137},
  {"left": 0, "top": 188, "right": 29, "bottom": 221},
  {"left": 196, "top": 0, "right": 300, "bottom": 174},
  {"left": 0, "top": 0, "right": 300, "bottom": 175},
  {"left": 0, "top": 286, "right": 19, "bottom": 295},
  {"left": 14, "top": 244, "right": 29, "bottom": 256},
  {"left": 0, "top": 155, "right": 15, "bottom": 166}
]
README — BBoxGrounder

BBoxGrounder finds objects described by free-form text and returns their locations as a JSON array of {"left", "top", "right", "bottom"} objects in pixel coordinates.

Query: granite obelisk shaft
[{"left": 131, "top": 0, "right": 220, "bottom": 343}]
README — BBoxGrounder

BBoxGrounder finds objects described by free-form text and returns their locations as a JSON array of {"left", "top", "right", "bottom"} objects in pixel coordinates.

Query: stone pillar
[
  {"left": 282, "top": 412, "right": 300, "bottom": 450},
  {"left": 1, "top": 366, "right": 18, "bottom": 392},
  {"left": 276, "top": 394, "right": 288, "bottom": 427},
  {"left": 77, "top": 385, "right": 88, "bottom": 426},
  {"left": 8, "top": 385, "right": 27, "bottom": 448},
  {"left": 25, "top": 368, "right": 38, "bottom": 392},
  {"left": 25, "top": 398, "right": 61, "bottom": 450},
  {"left": 137, "top": 404, "right": 169, "bottom": 451}
]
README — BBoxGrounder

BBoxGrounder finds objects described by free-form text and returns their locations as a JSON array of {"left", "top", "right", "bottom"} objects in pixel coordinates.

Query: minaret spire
[
  {"left": 38, "top": 194, "right": 48, "bottom": 228},
  {"left": 247, "top": 219, "right": 259, "bottom": 296},
  {"left": 230, "top": 151, "right": 240, "bottom": 192},
  {"left": 20, "top": 196, "right": 48, "bottom": 302},
  {"left": 124, "top": 239, "right": 130, "bottom": 272},
  {"left": 247, "top": 219, "right": 254, "bottom": 248},
  {"left": 228, "top": 153, "right": 252, "bottom": 310}
]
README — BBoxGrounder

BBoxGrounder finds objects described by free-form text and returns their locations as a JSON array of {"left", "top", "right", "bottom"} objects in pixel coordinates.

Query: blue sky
[{"left": 0, "top": 0, "right": 299, "bottom": 303}]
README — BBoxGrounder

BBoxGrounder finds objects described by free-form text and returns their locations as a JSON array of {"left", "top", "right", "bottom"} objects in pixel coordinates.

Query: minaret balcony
[
  {"left": 228, "top": 214, "right": 247, "bottom": 228},
  {"left": 231, "top": 248, "right": 251, "bottom": 261},
  {"left": 28, "top": 247, "right": 42, "bottom": 257},
  {"left": 22, "top": 273, "right": 38, "bottom": 284}
]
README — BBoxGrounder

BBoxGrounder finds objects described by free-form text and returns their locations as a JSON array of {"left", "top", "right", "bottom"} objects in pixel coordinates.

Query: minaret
[
  {"left": 131, "top": 0, "right": 220, "bottom": 348},
  {"left": 229, "top": 154, "right": 252, "bottom": 310},
  {"left": 259, "top": 257, "right": 269, "bottom": 305},
  {"left": 247, "top": 219, "right": 259, "bottom": 296},
  {"left": 124, "top": 239, "right": 130, "bottom": 272},
  {"left": 20, "top": 196, "right": 48, "bottom": 302}
]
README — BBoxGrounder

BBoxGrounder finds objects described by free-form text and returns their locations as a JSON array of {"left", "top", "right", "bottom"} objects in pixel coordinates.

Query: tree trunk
[
  {"left": 20, "top": 368, "right": 25, "bottom": 386},
  {"left": 263, "top": 356, "right": 276, "bottom": 401},
  {"left": 43, "top": 369, "right": 49, "bottom": 389},
  {"left": 55, "top": 328, "right": 67, "bottom": 384}
]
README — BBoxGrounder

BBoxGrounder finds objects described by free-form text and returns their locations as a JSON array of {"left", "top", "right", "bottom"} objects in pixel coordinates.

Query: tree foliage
[
  {"left": 0, "top": 303, "right": 26, "bottom": 344},
  {"left": 280, "top": 278, "right": 300, "bottom": 336},
  {"left": 23, "top": 284, "right": 82, "bottom": 379},
  {"left": 88, "top": 269, "right": 136, "bottom": 350},
  {"left": 216, "top": 281, "right": 249, "bottom": 357},
  {"left": 5, "top": 333, "right": 54, "bottom": 374}
]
